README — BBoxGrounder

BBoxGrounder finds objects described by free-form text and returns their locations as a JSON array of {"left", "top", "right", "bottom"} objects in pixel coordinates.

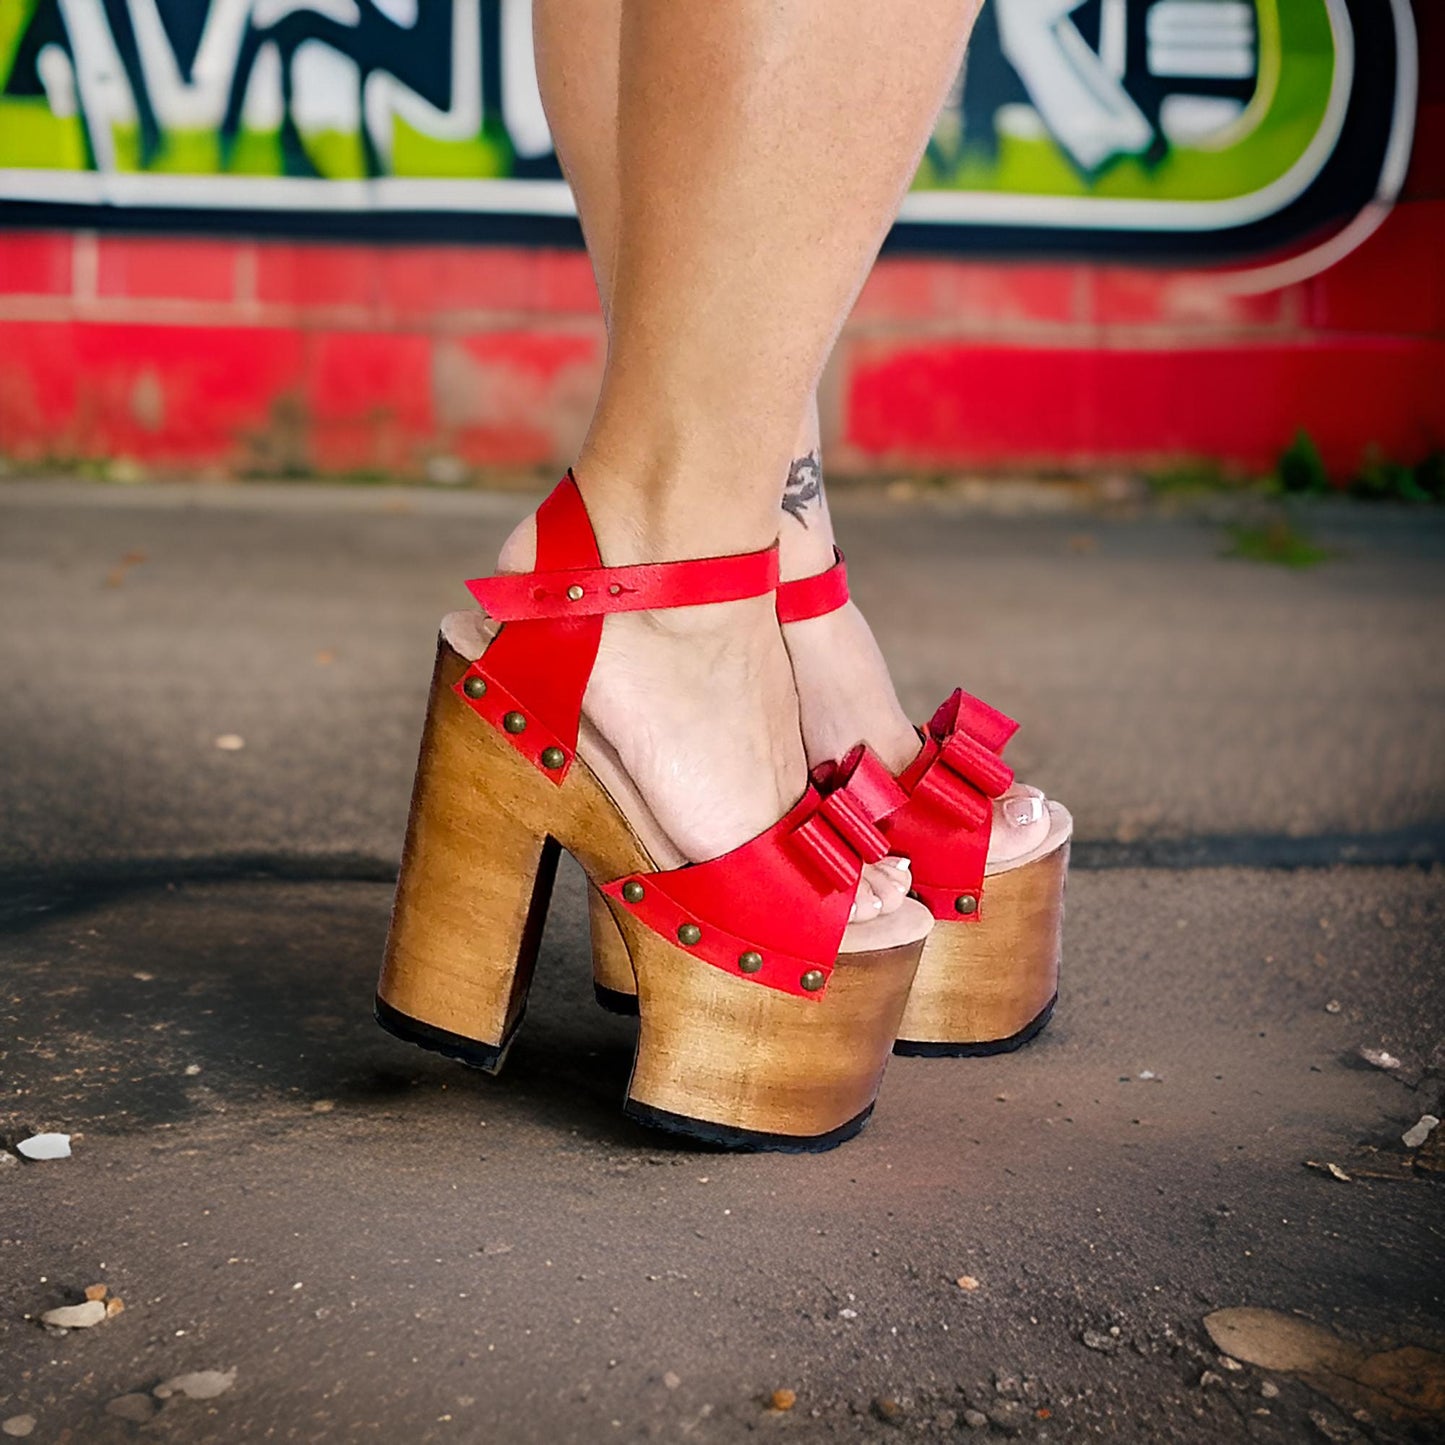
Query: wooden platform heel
[
  {"left": 375, "top": 642, "right": 563, "bottom": 1074},
  {"left": 375, "top": 473, "right": 932, "bottom": 1150},
  {"left": 591, "top": 549, "right": 1073, "bottom": 1057}
]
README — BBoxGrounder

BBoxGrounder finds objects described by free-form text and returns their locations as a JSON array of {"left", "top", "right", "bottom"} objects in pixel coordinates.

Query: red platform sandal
[
  {"left": 592, "top": 549, "right": 1071, "bottom": 1056},
  {"left": 375, "top": 476, "right": 931, "bottom": 1151}
]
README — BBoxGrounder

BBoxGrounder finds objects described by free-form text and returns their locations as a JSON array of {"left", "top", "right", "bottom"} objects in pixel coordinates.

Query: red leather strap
[
  {"left": 884, "top": 688, "right": 1019, "bottom": 923},
  {"left": 467, "top": 545, "right": 779, "bottom": 621},
  {"left": 600, "top": 746, "right": 908, "bottom": 1000},
  {"left": 775, "top": 548, "right": 849, "bottom": 624},
  {"left": 454, "top": 472, "right": 779, "bottom": 786}
]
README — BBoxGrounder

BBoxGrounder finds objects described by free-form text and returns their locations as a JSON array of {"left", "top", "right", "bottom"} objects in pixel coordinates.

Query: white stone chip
[
  {"left": 153, "top": 1369, "right": 237, "bottom": 1401},
  {"left": 16, "top": 1133, "right": 70, "bottom": 1161},
  {"left": 1402, "top": 1114, "right": 1440, "bottom": 1149},
  {"left": 40, "top": 1300, "right": 106, "bottom": 1329}
]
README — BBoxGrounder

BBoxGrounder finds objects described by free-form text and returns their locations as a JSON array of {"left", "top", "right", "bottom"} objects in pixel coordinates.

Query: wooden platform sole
[
  {"left": 591, "top": 819, "right": 1069, "bottom": 1056},
  {"left": 895, "top": 834, "right": 1069, "bottom": 1052},
  {"left": 376, "top": 636, "right": 924, "bottom": 1150}
]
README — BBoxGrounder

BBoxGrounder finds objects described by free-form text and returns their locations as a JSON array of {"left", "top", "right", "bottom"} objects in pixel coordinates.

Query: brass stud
[
  {"left": 738, "top": 951, "right": 763, "bottom": 974},
  {"left": 503, "top": 711, "right": 527, "bottom": 734},
  {"left": 954, "top": 893, "right": 978, "bottom": 915},
  {"left": 540, "top": 746, "right": 566, "bottom": 770},
  {"left": 677, "top": 922, "right": 702, "bottom": 946},
  {"left": 566, "top": 584, "right": 585, "bottom": 602},
  {"left": 608, "top": 583, "right": 622, "bottom": 596},
  {"left": 800, "top": 969, "right": 826, "bottom": 992},
  {"left": 463, "top": 675, "right": 487, "bottom": 699},
  {"left": 622, "top": 880, "right": 645, "bottom": 904}
]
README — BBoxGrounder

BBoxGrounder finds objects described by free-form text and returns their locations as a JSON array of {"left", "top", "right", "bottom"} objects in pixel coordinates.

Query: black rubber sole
[
  {"left": 373, "top": 994, "right": 519, "bottom": 1075},
  {"left": 594, "top": 983, "right": 641, "bottom": 1017},
  {"left": 892, "top": 994, "right": 1057, "bottom": 1058},
  {"left": 624, "top": 1098, "right": 875, "bottom": 1154}
]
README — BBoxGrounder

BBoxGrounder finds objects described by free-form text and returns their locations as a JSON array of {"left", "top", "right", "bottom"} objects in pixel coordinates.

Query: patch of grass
[
  {"left": 1144, "top": 458, "right": 1232, "bottom": 495},
  {"left": 1224, "top": 519, "right": 1331, "bottom": 569},
  {"left": 1274, "top": 432, "right": 1445, "bottom": 504},
  {"left": 1276, "top": 430, "right": 1329, "bottom": 495},
  {"left": 1353, "top": 445, "right": 1445, "bottom": 504}
]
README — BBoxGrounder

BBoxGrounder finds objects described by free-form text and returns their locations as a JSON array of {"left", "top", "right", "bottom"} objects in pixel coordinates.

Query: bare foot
[
  {"left": 778, "top": 453, "right": 1049, "bottom": 862},
  {"left": 496, "top": 512, "right": 906, "bottom": 920}
]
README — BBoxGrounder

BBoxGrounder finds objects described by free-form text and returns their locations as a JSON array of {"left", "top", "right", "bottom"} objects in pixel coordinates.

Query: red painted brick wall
[{"left": 1, "top": 90, "right": 1441, "bottom": 482}]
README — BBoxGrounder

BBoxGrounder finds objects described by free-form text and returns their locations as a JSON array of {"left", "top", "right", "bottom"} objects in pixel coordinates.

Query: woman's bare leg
[
  {"left": 534, "top": 0, "right": 929, "bottom": 786},
  {"left": 516, "top": 0, "right": 980, "bottom": 870}
]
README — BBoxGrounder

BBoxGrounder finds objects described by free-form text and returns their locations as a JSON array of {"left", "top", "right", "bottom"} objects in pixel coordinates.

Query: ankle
[
  {"left": 574, "top": 442, "right": 787, "bottom": 568},
  {"left": 785, "top": 604, "right": 922, "bottom": 775},
  {"left": 776, "top": 446, "right": 839, "bottom": 582}
]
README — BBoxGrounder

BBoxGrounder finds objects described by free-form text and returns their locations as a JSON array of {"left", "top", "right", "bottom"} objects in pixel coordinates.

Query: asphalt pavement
[{"left": 2, "top": 480, "right": 1442, "bottom": 1444}]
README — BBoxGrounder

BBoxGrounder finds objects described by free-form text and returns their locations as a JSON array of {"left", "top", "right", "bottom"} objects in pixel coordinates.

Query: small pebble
[
  {"left": 1, "top": 1418, "right": 35, "bottom": 1440},
  {"left": 106, "top": 1296, "right": 126, "bottom": 1317},
  {"left": 153, "top": 1368, "right": 237, "bottom": 1401},
  {"left": 1309, "top": 1409, "right": 1354, "bottom": 1443},
  {"left": 40, "top": 1300, "right": 107, "bottom": 1330},
  {"left": 963, "top": 1408, "right": 989, "bottom": 1430},
  {"left": 871, "top": 1396, "right": 904, "bottom": 1424},
  {"left": 16, "top": 1133, "right": 70, "bottom": 1161},
  {"left": 1402, "top": 1115, "right": 1440, "bottom": 1149},
  {"left": 1081, "top": 1329, "right": 1117, "bottom": 1354},
  {"left": 838, "top": 1307, "right": 857, "bottom": 1320},
  {"left": 1199, "top": 1371, "right": 1224, "bottom": 1388},
  {"left": 662, "top": 1372, "right": 681, "bottom": 1391},
  {"left": 106, "top": 1395, "right": 157, "bottom": 1424},
  {"left": 214, "top": 734, "right": 245, "bottom": 751},
  {"left": 84, "top": 1284, "right": 108, "bottom": 1302},
  {"left": 1358, "top": 1046, "right": 1401, "bottom": 1071},
  {"left": 184, "top": 1064, "right": 202, "bottom": 1076},
  {"left": 987, "top": 1400, "right": 1028, "bottom": 1435},
  {"left": 1324, "top": 1000, "right": 1342, "bottom": 1014},
  {"left": 768, "top": 1389, "right": 796, "bottom": 1412},
  {"left": 1261, "top": 1381, "right": 1280, "bottom": 1399},
  {"left": 955, "top": 1275, "right": 980, "bottom": 1292}
]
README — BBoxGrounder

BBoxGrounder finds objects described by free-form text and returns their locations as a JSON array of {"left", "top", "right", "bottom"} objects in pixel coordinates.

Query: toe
[
  {"left": 849, "top": 876, "right": 886, "bottom": 923},
  {"left": 986, "top": 783, "right": 1052, "bottom": 865},
  {"left": 863, "top": 856, "right": 912, "bottom": 914}
]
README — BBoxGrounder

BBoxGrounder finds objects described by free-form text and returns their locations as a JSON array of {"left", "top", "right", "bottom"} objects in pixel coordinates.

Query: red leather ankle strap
[
  {"left": 454, "top": 472, "right": 781, "bottom": 786},
  {"left": 776, "top": 548, "right": 849, "bottom": 624},
  {"left": 468, "top": 548, "right": 779, "bottom": 622}
]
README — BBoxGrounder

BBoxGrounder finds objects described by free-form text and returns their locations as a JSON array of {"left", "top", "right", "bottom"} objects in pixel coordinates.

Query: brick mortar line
[{"left": 0, "top": 296, "right": 607, "bottom": 332}]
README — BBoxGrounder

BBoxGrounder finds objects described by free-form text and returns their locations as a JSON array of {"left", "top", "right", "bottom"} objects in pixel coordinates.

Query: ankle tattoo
[{"left": 782, "top": 451, "right": 823, "bottom": 528}]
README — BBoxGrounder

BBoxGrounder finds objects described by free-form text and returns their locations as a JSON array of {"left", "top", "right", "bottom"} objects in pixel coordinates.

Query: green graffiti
[{"left": 0, "top": 0, "right": 1408, "bottom": 250}]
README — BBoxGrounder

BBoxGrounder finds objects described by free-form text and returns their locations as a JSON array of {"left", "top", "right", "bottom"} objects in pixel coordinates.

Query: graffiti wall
[{"left": 0, "top": 0, "right": 1419, "bottom": 259}]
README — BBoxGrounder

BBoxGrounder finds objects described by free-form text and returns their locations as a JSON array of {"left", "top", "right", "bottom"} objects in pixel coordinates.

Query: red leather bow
[
  {"left": 910, "top": 690, "right": 1018, "bottom": 832},
  {"left": 927, "top": 688, "right": 1018, "bottom": 755},
  {"left": 791, "top": 746, "right": 907, "bottom": 890}
]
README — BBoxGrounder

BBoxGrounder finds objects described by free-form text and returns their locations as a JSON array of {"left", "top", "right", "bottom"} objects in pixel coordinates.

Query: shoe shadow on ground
[{"left": 1, "top": 858, "right": 681, "bottom": 1154}]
